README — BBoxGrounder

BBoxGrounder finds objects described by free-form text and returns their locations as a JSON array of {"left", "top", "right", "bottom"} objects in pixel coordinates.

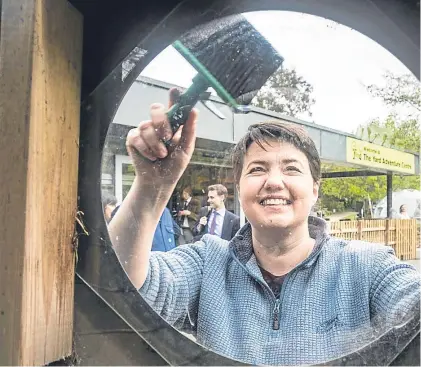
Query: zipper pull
[{"left": 272, "top": 299, "right": 280, "bottom": 330}]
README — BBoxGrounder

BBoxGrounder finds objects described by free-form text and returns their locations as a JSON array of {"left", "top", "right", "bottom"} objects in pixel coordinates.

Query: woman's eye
[
  {"left": 286, "top": 166, "right": 301, "bottom": 172},
  {"left": 249, "top": 167, "right": 264, "bottom": 173}
]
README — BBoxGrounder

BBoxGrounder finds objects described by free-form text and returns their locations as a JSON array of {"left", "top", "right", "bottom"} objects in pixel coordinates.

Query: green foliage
[
  {"left": 356, "top": 113, "right": 420, "bottom": 154},
  {"left": 317, "top": 195, "right": 345, "bottom": 213},
  {"left": 251, "top": 67, "right": 315, "bottom": 117},
  {"left": 319, "top": 73, "right": 420, "bottom": 211},
  {"left": 321, "top": 175, "right": 420, "bottom": 206},
  {"left": 366, "top": 72, "right": 420, "bottom": 112}
]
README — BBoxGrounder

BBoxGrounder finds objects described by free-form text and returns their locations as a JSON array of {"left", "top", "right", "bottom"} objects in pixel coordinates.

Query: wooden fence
[{"left": 329, "top": 219, "right": 418, "bottom": 260}]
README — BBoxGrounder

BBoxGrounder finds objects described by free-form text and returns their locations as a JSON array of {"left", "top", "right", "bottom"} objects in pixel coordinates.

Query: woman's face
[{"left": 238, "top": 140, "right": 319, "bottom": 232}]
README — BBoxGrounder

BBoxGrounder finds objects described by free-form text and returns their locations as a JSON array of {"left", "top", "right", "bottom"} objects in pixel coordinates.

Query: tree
[
  {"left": 251, "top": 67, "right": 315, "bottom": 117},
  {"left": 366, "top": 71, "right": 420, "bottom": 112},
  {"left": 321, "top": 174, "right": 420, "bottom": 206},
  {"left": 320, "top": 112, "right": 420, "bottom": 212},
  {"left": 355, "top": 114, "right": 420, "bottom": 195},
  {"left": 355, "top": 113, "right": 420, "bottom": 154},
  {"left": 319, "top": 72, "right": 421, "bottom": 211}
]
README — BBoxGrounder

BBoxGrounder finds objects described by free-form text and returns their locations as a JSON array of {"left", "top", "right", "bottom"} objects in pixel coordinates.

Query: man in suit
[
  {"left": 176, "top": 186, "right": 200, "bottom": 245},
  {"left": 193, "top": 184, "right": 240, "bottom": 241}
]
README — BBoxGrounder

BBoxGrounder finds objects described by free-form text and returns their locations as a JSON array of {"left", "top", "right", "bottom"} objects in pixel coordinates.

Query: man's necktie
[{"left": 209, "top": 211, "right": 218, "bottom": 235}]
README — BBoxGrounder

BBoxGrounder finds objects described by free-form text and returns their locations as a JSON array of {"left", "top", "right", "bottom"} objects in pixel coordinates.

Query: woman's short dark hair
[{"left": 232, "top": 121, "right": 321, "bottom": 184}]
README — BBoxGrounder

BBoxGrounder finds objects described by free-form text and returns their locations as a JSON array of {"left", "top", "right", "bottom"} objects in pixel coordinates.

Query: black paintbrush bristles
[{"left": 179, "top": 14, "right": 284, "bottom": 105}]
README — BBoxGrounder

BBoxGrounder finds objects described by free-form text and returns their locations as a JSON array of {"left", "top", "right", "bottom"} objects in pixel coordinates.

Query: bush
[{"left": 319, "top": 196, "right": 346, "bottom": 213}]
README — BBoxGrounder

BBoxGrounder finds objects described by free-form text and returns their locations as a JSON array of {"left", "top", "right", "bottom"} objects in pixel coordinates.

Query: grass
[{"left": 343, "top": 213, "right": 358, "bottom": 220}]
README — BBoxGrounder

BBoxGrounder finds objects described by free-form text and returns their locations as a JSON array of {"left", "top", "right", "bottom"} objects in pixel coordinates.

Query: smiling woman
[
  {"left": 234, "top": 124, "right": 320, "bottom": 273},
  {"left": 109, "top": 100, "right": 420, "bottom": 364},
  {"left": 2, "top": 0, "right": 420, "bottom": 364},
  {"left": 82, "top": 2, "right": 421, "bottom": 364}
]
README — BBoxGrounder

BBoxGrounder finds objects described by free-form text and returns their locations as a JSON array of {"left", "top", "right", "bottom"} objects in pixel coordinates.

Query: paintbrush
[{"left": 166, "top": 14, "right": 284, "bottom": 134}]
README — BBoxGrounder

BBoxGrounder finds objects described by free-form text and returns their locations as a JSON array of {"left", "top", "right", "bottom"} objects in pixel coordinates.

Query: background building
[{"left": 101, "top": 76, "right": 419, "bottom": 221}]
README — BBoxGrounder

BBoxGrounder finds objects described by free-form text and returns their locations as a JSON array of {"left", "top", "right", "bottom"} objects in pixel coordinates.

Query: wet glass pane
[{"left": 96, "top": 10, "right": 420, "bottom": 366}]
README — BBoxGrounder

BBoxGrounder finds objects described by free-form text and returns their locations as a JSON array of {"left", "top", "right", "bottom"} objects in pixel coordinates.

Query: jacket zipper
[
  {"left": 271, "top": 272, "right": 292, "bottom": 330},
  {"left": 229, "top": 247, "right": 303, "bottom": 331},
  {"left": 272, "top": 298, "right": 281, "bottom": 330},
  {"left": 272, "top": 272, "right": 294, "bottom": 330}
]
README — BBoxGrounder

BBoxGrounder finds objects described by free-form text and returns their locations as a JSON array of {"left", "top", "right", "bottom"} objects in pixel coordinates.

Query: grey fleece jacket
[{"left": 140, "top": 217, "right": 420, "bottom": 365}]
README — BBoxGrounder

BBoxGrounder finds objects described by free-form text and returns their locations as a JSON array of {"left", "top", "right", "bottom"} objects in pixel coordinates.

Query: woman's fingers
[
  {"left": 179, "top": 108, "right": 198, "bottom": 155},
  {"left": 129, "top": 103, "right": 170, "bottom": 161},
  {"left": 139, "top": 123, "right": 168, "bottom": 159},
  {"left": 150, "top": 102, "right": 173, "bottom": 144},
  {"left": 127, "top": 116, "right": 169, "bottom": 161},
  {"left": 126, "top": 126, "right": 158, "bottom": 162},
  {"left": 169, "top": 107, "right": 198, "bottom": 156},
  {"left": 168, "top": 87, "right": 181, "bottom": 108},
  {"left": 127, "top": 95, "right": 198, "bottom": 164}
]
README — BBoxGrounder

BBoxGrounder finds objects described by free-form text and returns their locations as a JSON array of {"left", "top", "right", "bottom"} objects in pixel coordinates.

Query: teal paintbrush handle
[
  {"left": 167, "top": 103, "right": 195, "bottom": 134},
  {"left": 166, "top": 74, "right": 209, "bottom": 139}
]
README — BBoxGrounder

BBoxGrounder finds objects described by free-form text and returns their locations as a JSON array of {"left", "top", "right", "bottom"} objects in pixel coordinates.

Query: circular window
[{"left": 77, "top": 3, "right": 420, "bottom": 365}]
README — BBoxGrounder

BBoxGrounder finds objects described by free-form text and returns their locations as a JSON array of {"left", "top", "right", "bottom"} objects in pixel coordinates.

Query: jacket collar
[{"left": 229, "top": 216, "right": 329, "bottom": 269}]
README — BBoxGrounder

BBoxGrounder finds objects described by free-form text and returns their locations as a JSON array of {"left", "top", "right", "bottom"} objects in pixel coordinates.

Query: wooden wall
[{"left": 0, "top": 0, "right": 83, "bottom": 364}]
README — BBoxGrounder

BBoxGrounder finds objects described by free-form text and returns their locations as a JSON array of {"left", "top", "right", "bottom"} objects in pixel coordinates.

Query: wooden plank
[
  {"left": 404, "top": 220, "right": 407, "bottom": 258},
  {"left": 0, "top": 1, "right": 37, "bottom": 365},
  {"left": 0, "top": 0, "right": 82, "bottom": 365},
  {"left": 329, "top": 229, "right": 359, "bottom": 234},
  {"left": 329, "top": 219, "right": 417, "bottom": 260},
  {"left": 411, "top": 219, "right": 417, "bottom": 259},
  {"left": 22, "top": 1, "right": 82, "bottom": 363},
  {"left": 361, "top": 227, "right": 387, "bottom": 232},
  {"left": 395, "top": 219, "right": 403, "bottom": 259},
  {"left": 357, "top": 220, "right": 363, "bottom": 240}
]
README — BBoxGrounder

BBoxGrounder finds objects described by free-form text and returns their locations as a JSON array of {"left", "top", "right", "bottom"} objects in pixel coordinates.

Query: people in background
[
  {"left": 151, "top": 207, "right": 179, "bottom": 252},
  {"left": 193, "top": 184, "right": 240, "bottom": 241},
  {"left": 102, "top": 192, "right": 117, "bottom": 223},
  {"left": 398, "top": 204, "right": 411, "bottom": 219},
  {"left": 176, "top": 186, "right": 200, "bottom": 245},
  {"left": 111, "top": 203, "right": 180, "bottom": 252},
  {"left": 109, "top": 93, "right": 420, "bottom": 365}
]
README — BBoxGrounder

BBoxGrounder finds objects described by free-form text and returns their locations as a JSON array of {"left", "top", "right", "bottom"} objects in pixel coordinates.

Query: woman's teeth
[{"left": 261, "top": 198, "right": 291, "bottom": 206}]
